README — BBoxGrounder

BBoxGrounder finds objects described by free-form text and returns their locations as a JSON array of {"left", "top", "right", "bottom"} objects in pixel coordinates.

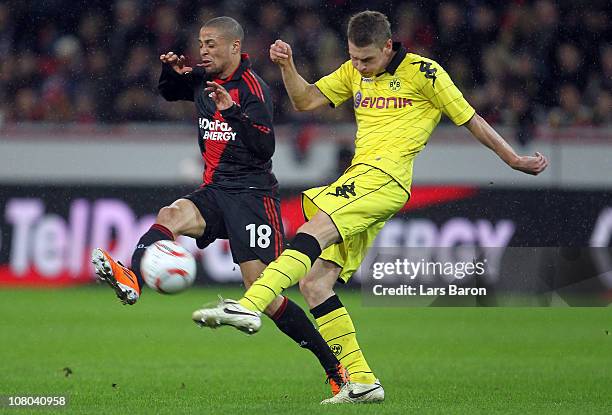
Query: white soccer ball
[{"left": 141, "top": 240, "right": 196, "bottom": 294}]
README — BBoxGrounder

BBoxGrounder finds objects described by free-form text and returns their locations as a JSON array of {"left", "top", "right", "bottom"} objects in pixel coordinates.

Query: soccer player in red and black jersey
[{"left": 91, "top": 17, "right": 348, "bottom": 394}]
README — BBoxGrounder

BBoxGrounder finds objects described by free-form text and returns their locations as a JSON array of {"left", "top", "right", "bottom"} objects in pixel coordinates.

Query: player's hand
[
  {"left": 511, "top": 152, "right": 549, "bottom": 175},
  {"left": 205, "top": 81, "right": 234, "bottom": 111},
  {"left": 160, "top": 52, "right": 193, "bottom": 74},
  {"left": 270, "top": 40, "right": 293, "bottom": 66}
]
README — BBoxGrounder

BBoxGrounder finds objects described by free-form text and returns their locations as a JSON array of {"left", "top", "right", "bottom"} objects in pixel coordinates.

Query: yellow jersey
[{"left": 315, "top": 43, "right": 475, "bottom": 193}]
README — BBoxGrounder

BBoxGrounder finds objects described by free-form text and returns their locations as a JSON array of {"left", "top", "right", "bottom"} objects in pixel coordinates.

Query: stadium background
[{"left": 1, "top": 1, "right": 611, "bottom": 413}]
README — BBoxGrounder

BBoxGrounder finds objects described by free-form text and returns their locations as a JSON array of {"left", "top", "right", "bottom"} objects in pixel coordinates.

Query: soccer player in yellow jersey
[{"left": 192, "top": 10, "right": 548, "bottom": 404}]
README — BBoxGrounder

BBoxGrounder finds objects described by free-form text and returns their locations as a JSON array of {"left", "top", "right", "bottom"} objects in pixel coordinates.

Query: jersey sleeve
[
  {"left": 158, "top": 64, "right": 206, "bottom": 102},
  {"left": 220, "top": 90, "right": 275, "bottom": 161},
  {"left": 417, "top": 60, "right": 475, "bottom": 126},
  {"left": 314, "top": 60, "right": 354, "bottom": 108}
]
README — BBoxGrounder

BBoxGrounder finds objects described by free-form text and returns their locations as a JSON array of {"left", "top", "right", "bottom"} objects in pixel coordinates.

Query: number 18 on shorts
[{"left": 185, "top": 186, "right": 284, "bottom": 265}]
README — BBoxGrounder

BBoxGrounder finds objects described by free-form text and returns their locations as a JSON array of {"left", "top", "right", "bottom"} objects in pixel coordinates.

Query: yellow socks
[
  {"left": 239, "top": 249, "right": 311, "bottom": 312},
  {"left": 311, "top": 295, "right": 377, "bottom": 384},
  {"left": 240, "top": 232, "right": 322, "bottom": 312}
]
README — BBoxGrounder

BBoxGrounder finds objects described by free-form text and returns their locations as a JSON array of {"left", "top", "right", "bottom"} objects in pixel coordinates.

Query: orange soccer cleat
[
  {"left": 91, "top": 248, "right": 140, "bottom": 305},
  {"left": 326, "top": 363, "right": 350, "bottom": 396}
]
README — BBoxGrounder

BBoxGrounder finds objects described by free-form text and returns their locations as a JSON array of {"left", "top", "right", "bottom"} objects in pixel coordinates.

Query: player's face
[
  {"left": 198, "top": 26, "right": 236, "bottom": 77},
  {"left": 348, "top": 40, "right": 393, "bottom": 77}
]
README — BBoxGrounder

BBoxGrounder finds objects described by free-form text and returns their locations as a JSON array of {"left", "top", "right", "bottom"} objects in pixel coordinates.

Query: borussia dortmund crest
[
  {"left": 389, "top": 78, "right": 401, "bottom": 91},
  {"left": 330, "top": 344, "right": 343, "bottom": 356}
]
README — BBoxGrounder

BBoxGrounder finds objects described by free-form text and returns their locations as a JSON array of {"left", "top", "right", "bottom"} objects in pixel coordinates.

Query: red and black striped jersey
[{"left": 158, "top": 54, "right": 278, "bottom": 191}]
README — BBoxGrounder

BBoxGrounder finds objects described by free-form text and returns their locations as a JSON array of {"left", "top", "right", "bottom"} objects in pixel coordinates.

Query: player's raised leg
[
  {"left": 192, "top": 211, "right": 336, "bottom": 329},
  {"left": 300, "top": 259, "right": 384, "bottom": 403},
  {"left": 92, "top": 198, "right": 204, "bottom": 304}
]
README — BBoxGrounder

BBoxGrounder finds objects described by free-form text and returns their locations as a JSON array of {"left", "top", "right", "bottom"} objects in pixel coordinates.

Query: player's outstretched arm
[
  {"left": 465, "top": 113, "right": 548, "bottom": 175},
  {"left": 158, "top": 51, "right": 197, "bottom": 102},
  {"left": 269, "top": 40, "right": 329, "bottom": 111}
]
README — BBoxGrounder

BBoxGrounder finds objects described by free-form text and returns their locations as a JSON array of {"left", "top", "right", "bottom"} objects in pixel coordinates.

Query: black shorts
[{"left": 183, "top": 186, "right": 285, "bottom": 265}]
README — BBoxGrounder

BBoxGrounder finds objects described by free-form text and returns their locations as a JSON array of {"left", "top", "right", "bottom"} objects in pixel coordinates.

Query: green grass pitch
[{"left": 1, "top": 286, "right": 611, "bottom": 414}]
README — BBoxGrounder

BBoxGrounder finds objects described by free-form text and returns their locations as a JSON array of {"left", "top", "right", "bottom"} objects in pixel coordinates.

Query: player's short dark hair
[
  {"left": 347, "top": 11, "right": 391, "bottom": 48},
  {"left": 203, "top": 16, "right": 244, "bottom": 43}
]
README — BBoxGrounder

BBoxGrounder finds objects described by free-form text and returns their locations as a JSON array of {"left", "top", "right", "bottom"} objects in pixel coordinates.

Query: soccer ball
[{"left": 141, "top": 240, "right": 196, "bottom": 294}]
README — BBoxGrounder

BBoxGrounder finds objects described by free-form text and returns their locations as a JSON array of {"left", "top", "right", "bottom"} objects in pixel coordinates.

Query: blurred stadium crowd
[{"left": 0, "top": 0, "right": 610, "bottom": 133}]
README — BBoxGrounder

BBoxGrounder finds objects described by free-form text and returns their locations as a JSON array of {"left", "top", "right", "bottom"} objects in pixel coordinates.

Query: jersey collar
[
  {"left": 380, "top": 42, "right": 407, "bottom": 76},
  {"left": 213, "top": 53, "right": 251, "bottom": 85}
]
